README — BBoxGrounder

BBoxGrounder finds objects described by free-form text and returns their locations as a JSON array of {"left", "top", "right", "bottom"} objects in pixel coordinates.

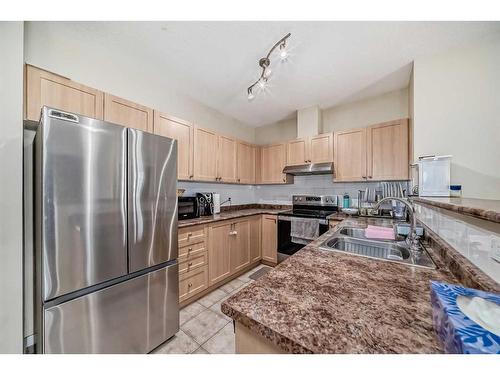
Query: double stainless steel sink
[{"left": 319, "top": 224, "right": 436, "bottom": 269}]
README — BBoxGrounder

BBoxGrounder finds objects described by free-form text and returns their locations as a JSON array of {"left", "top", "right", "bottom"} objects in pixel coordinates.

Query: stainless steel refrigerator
[{"left": 33, "top": 107, "right": 179, "bottom": 353}]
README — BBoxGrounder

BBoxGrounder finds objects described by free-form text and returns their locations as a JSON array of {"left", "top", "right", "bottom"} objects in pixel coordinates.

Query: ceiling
[{"left": 31, "top": 21, "right": 500, "bottom": 127}]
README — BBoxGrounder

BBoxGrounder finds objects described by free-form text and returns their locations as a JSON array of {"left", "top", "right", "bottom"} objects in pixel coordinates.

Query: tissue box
[{"left": 430, "top": 281, "right": 500, "bottom": 354}]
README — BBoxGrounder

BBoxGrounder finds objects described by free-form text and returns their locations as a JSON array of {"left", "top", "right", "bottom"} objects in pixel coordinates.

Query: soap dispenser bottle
[{"left": 343, "top": 193, "right": 350, "bottom": 208}]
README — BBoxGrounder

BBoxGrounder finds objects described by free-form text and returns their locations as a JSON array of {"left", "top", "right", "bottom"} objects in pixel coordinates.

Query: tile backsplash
[
  {"left": 179, "top": 175, "right": 408, "bottom": 207},
  {"left": 414, "top": 203, "right": 500, "bottom": 284}
]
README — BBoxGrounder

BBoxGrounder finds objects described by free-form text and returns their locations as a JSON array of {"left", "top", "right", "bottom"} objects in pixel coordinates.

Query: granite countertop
[
  {"left": 178, "top": 206, "right": 288, "bottom": 228},
  {"left": 221, "top": 217, "right": 460, "bottom": 353},
  {"left": 413, "top": 197, "right": 500, "bottom": 224}
]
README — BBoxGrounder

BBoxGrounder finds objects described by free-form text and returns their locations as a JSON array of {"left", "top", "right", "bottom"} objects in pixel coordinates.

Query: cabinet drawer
[
  {"left": 179, "top": 266, "right": 208, "bottom": 302},
  {"left": 179, "top": 251, "right": 207, "bottom": 275},
  {"left": 179, "top": 241, "right": 206, "bottom": 259},
  {"left": 178, "top": 225, "right": 206, "bottom": 247}
]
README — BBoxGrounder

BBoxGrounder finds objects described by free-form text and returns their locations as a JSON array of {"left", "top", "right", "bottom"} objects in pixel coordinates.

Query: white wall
[
  {"left": 322, "top": 88, "right": 409, "bottom": 132},
  {"left": 254, "top": 117, "right": 297, "bottom": 145},
  {"left": 0, "top": 21, "right": 24, "bottom": 353},
  {"left": 23, "top": 22, "right": 256, "bottom": 143},
  {"left": 413, "top": 37, "right": 500, "bottom": 199},
  {"left": 254, "top": 88, "right": 409, "bottom": 144}
]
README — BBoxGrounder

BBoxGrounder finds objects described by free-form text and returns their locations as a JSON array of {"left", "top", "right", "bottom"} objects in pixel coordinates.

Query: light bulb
[
  {"left": 279, "top": 43, "right": 289, "bottom": 61},
  {"left": 247, "top": 91, "right": 255, "bottom": 100},
  {"left": 258, "top": 78, "right": 267, "bottom": 89},
  {"left": 264, "top": 68, "right": 272, "bottom": 78},
  {"left": 280, "top": 49, "right": 288, "bottom": 60}
]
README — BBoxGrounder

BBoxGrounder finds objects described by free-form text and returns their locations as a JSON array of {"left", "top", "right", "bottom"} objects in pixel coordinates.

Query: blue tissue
[{"left": 430, "top": 281, "right": 500, "bottom": 354}]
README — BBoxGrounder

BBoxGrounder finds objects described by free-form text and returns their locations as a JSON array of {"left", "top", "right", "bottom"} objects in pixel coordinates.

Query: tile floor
[{"left": 152, "top": 264, "right": 268, "bottom": 354}]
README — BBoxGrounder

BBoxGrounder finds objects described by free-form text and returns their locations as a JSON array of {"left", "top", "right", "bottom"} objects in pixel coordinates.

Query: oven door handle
[{"left": 278, "top": 215, "right": 328, "bottom": 225}]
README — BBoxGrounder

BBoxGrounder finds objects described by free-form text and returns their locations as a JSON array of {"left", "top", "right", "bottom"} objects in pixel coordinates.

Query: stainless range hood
[{"left": 282, "top": 162, "right": 334, "bottom": 176}]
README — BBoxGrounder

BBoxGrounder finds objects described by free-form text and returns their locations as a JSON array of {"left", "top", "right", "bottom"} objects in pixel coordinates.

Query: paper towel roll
[{"left": 213, "top": 193, "right": 220, "bottom": 214}]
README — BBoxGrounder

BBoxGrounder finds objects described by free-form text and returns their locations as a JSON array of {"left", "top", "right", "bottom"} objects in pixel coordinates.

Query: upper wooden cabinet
[
  {"left": 104, "top": 93, "right": 153, "bottom": 132},
  {"left": 286, "top": 138, "right": 308, "bottom": 166},
  {"left": 260, "top": 143, "right": 291, "bottom": 184},
  {"left": 286, "top": 133, "right": 333, "bottom": 166},
  {"left": 366, "top": 119, "right": 409, "bottom": 181},
  {"left": 154, "top": 111, "right": 194, "bottom": 180},
  {"left": 237, "top": 142, "right": 256, "bottom": 184},
  {"left": 334, "top": 119, "right": 409, "bottom": 182},
  {"left": 25, "top": 65, "right": 104, "bottom": 121},
  {"left": 334, "top": 128, "right": 367, "bottom": 182},
  {"left": 217, "top": 135, "right": 238, "bottom": 183},
  {"left": 193, "top": 127, "right": 218, "bottom": 182},
  {"left": 309, "top": 133, "right": 334, "bottom": 163}
]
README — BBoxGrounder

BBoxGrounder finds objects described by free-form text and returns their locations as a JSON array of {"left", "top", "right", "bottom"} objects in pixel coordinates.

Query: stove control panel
[{"left": 292, "top": 195, "right": 338, "bottom": 206}]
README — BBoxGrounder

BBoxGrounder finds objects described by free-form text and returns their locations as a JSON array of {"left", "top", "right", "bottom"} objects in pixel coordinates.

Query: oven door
[
  {"left": 178, "top": 197, "right": 199, "bottom": 220},
  {"left": 277, "top": 215, "right": 329, "bottom": 257}
]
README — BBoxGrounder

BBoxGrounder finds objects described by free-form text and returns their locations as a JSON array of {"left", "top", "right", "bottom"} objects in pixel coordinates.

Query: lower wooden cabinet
[
  {"left": 179, "top": 215, "right": 265, "bottom": 303},
  {"left": 261, "top": 215, "right": 278, "bottom": 264},
  {"left": 208, "top": 221, "right": 233, "bottom": 285},
  {"left": 179, "top": 266, "right": 209, "bottom": 302},
  {"left": 249, "top": 216, "right": 262, "bottom": 263},
  {"left": 230, "top": 219, "right": 251, "bottom": 274},
  {"left": 207, "top": 215, "right": 262, "bottom": 286}
]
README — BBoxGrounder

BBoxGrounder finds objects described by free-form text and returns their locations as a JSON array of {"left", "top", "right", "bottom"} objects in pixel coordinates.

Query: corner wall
[
  {"left": 413, "top": 36, "right": 500, "bottom": 199},
  {"left": 0, "top": 21, "right": 24, "bottom": 353}
]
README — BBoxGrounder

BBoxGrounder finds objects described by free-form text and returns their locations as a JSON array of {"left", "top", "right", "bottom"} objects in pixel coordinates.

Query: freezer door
[
  {"left": 43, "top": 262, "right": 179, "bottom": 353},
  {"left": 38, "top": 107, "right": 128, "bottom": 301},
  {"left": 128, "top": 129, "right": 178, "bottom": 272}
]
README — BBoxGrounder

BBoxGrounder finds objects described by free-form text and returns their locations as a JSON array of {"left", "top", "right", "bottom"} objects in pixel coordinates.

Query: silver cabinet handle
[{"left": 229, "top": 231, "right": 238, "bottom": 235}]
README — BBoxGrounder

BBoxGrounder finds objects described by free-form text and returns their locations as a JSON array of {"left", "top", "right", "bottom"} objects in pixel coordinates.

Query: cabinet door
[
  {"left": 104, "top": 93, "right": 153, "bottom": 132},
  {"left": 208, "top": 222, "right": 232, "bottom": 285},
  {"left": 237, "top": 142, "right": 256, "bottom": 184},
  {"left": 230, "top": 220, "right": 251, "bottom": 274},
  {"left": 310, "top": 133, "right": 333, "bottom": 163},
  {"left": 249, "top": 216, "right": 262, "bottom": 263},
  {"left": 261, "top": 215, "right": 277, "bottom": 264},
  {"left": 260, "top": 143, "right": 287, "bottom": 184},
  {"left": 286, "top": 138, "right": 308, "bottom": 166},
  {"left": 333, "top": 128, "right": 367, "bottom": 182},
  {"left": 217, "top": 135, "right": 237, "bottom": 183},
  {"left": 154, "top": 112, "right": 193, "bottom": 180},
  {"left": 193, "top": 127, "right": 218, "bottom": 182},
  {"left": 25, "top": 65, "right": 104, "bottom": 121},
  {"left": 367, "top": 119, "right": 409, "bottom": 181}
]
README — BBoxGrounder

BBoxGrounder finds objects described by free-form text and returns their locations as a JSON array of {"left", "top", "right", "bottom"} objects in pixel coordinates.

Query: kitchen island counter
[{"left": 222, "top": 217, "right": 462, "bottom": 353}]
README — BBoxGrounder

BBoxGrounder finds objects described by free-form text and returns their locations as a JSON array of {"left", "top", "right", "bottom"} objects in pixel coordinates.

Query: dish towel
[
  {"left": 364, "top": 225, "right": 395, "bottom": 240},
  {"left": 290, "top": 217, "right": 320, "bottom": 243}
]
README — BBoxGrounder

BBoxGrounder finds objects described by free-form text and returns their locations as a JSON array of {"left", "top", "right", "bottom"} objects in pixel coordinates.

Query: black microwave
[{"left": 178, "top": 197, "right": 199, "bottom": 220}]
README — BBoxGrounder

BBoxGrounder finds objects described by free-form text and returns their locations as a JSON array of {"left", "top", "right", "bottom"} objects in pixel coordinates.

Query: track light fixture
[{"left": 247, "top": 33, "right": 291, "bottom": 101}]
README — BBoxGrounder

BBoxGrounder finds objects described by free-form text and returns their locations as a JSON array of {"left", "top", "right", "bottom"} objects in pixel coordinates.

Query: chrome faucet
[{"left": 373, "top": 197, "right": 421, "bottom": 253}]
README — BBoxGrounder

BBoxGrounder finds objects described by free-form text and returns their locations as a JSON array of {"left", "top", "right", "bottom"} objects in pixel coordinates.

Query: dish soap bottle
[{"left": 343, "top": 193, "right": 350, "bottom": 208}]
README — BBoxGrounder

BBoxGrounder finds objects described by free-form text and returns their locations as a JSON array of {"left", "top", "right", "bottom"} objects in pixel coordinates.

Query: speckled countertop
[
  {"left": 222, "top": 217, "right": 462, "bottom": 353},
  {"left": 178, "top": 205, "right": 289, "bottom": 228},
  {"left": 413, "top": 197, "right": 500, "bottom": 224}
]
